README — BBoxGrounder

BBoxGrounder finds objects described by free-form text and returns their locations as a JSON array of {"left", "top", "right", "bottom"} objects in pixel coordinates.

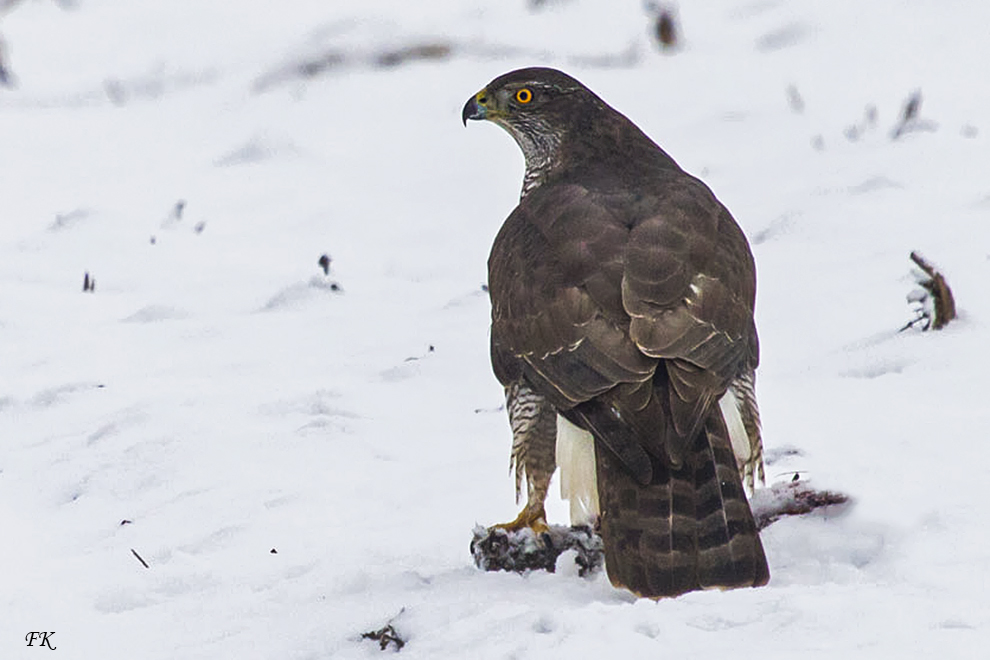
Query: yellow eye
[{"left": 515, "top": 88, "right": 533, "bottom": 104}]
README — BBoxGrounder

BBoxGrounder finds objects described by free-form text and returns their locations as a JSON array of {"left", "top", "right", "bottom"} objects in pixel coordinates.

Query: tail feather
[
  {"left": 594, "top": 408, "right": 768, "bottom": 598},
  {"left": 693, "top": 412, "right": 769, "bottom": 588},
  {"left": 594, "top": 442, "right": 697, "bottom": 597}
]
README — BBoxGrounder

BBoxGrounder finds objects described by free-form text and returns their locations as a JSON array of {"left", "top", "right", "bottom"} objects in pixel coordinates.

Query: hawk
[{"left": 463, "top": 67, "right": 769, "bottom": 598}]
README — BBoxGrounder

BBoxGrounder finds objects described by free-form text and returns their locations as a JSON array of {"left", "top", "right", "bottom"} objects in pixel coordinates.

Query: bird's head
[{"left": 462, "top": 67, "right": 601, "bottom": 172}]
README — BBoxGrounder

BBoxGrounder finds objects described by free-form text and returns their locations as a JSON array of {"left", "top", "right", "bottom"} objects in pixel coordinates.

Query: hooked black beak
[{"left": 462, "top": 91, "right": 488, "bottom": 126}]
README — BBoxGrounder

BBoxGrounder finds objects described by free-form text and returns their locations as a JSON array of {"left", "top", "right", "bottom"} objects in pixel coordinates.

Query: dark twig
[
  {"left": 361, "top": 609, "right": 406, "bottom": 652},
  {"left": 655, "top": 9, "right": 678, "bottom": 50},
  {"left": 318, "top": 254, "right": 332, "bottom": 275},
  {"left": 891, "top": 90, "right": 936, "bottom": 139},
  {"left": 130, "top": 548, "right": 150, "bottom": 569},
  {"left": 645, "top": 2, "right": 679, "bottom": 51},
  {"left": 750, "top": 480, "right": 851, "bottom": 530},
  {"left": 902, "top": 251, "right": 956, "bottom": 331}
]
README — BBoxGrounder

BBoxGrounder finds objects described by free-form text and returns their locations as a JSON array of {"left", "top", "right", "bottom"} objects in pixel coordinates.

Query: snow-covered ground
[{"left": 2, "top": 0, "right": 989, "bottom": 657}]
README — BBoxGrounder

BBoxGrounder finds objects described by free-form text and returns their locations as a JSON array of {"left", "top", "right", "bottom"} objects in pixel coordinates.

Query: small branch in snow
[
  {"left": 361, "top": 609, "right": 407, "bottom": 652},
  {"left": 890, "top": 90, "right": 937, "bottom": 139},
  {"left": 130, "top": 548, "right": 150, "bottom": 569},
  {"left": 403, "top": 345, "right": 435, "bottom": 362},
  {"left": 901, "top": 251, "right": 956, "bottom": 332},
  {"left": 750, "top": 479, "right": 851, "bottom": 530},
  {"left": 318, "top": 254, "right": 332, "bottom": 276},
  {"left": 644, "top": 3, "right": 680, "bottom": 51},
  {"left": 314, "top": 254, "right": 342, "bottom": 291},
  {"left": 160, "top": 199, "right": 186, "bottom": 229}
]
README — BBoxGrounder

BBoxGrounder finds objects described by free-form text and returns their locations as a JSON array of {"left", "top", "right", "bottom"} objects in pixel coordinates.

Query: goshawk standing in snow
[{"left": 463, "top": 67, "right": 769, "bottom": 598}]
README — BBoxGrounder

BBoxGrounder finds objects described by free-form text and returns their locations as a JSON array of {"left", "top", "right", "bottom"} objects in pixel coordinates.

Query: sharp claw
[{"left": 492, "top": 505, "right": 549, "bottom": 535}]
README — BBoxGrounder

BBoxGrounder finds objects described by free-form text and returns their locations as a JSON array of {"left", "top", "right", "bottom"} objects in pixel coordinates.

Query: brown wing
[
  {"left": 621, "top": 174, "right": 758, "bottom": 465},
  {"left": 488, "top": 174, "right": 756, "bottom": 482}
]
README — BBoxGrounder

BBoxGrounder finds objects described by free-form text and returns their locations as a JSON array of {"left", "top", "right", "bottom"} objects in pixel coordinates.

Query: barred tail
[{"left": 594, "top": 409, "right": 769, "bottom": 598}]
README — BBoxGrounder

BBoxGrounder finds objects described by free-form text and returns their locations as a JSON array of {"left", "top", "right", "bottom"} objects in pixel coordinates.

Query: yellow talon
[{"left": 493, "top": 505, "right": 549, "bottom": 535}]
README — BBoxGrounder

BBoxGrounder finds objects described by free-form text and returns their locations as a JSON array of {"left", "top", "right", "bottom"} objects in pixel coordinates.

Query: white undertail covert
[
  {"left": 556, "top": 388, "right": 760, "bottom": 526},
  {"left": 555, "top": 414, "right": 599, "bottom": 527}
]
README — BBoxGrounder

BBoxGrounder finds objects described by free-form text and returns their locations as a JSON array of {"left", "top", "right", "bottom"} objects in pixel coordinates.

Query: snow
[{"left": 2, "top": 0, "right": 989, "bottom": 657}]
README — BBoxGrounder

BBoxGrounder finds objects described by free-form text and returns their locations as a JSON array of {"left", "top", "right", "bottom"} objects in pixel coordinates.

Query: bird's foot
[{"left": 492, "top": 505, "right": 549, "bottom": 536}]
